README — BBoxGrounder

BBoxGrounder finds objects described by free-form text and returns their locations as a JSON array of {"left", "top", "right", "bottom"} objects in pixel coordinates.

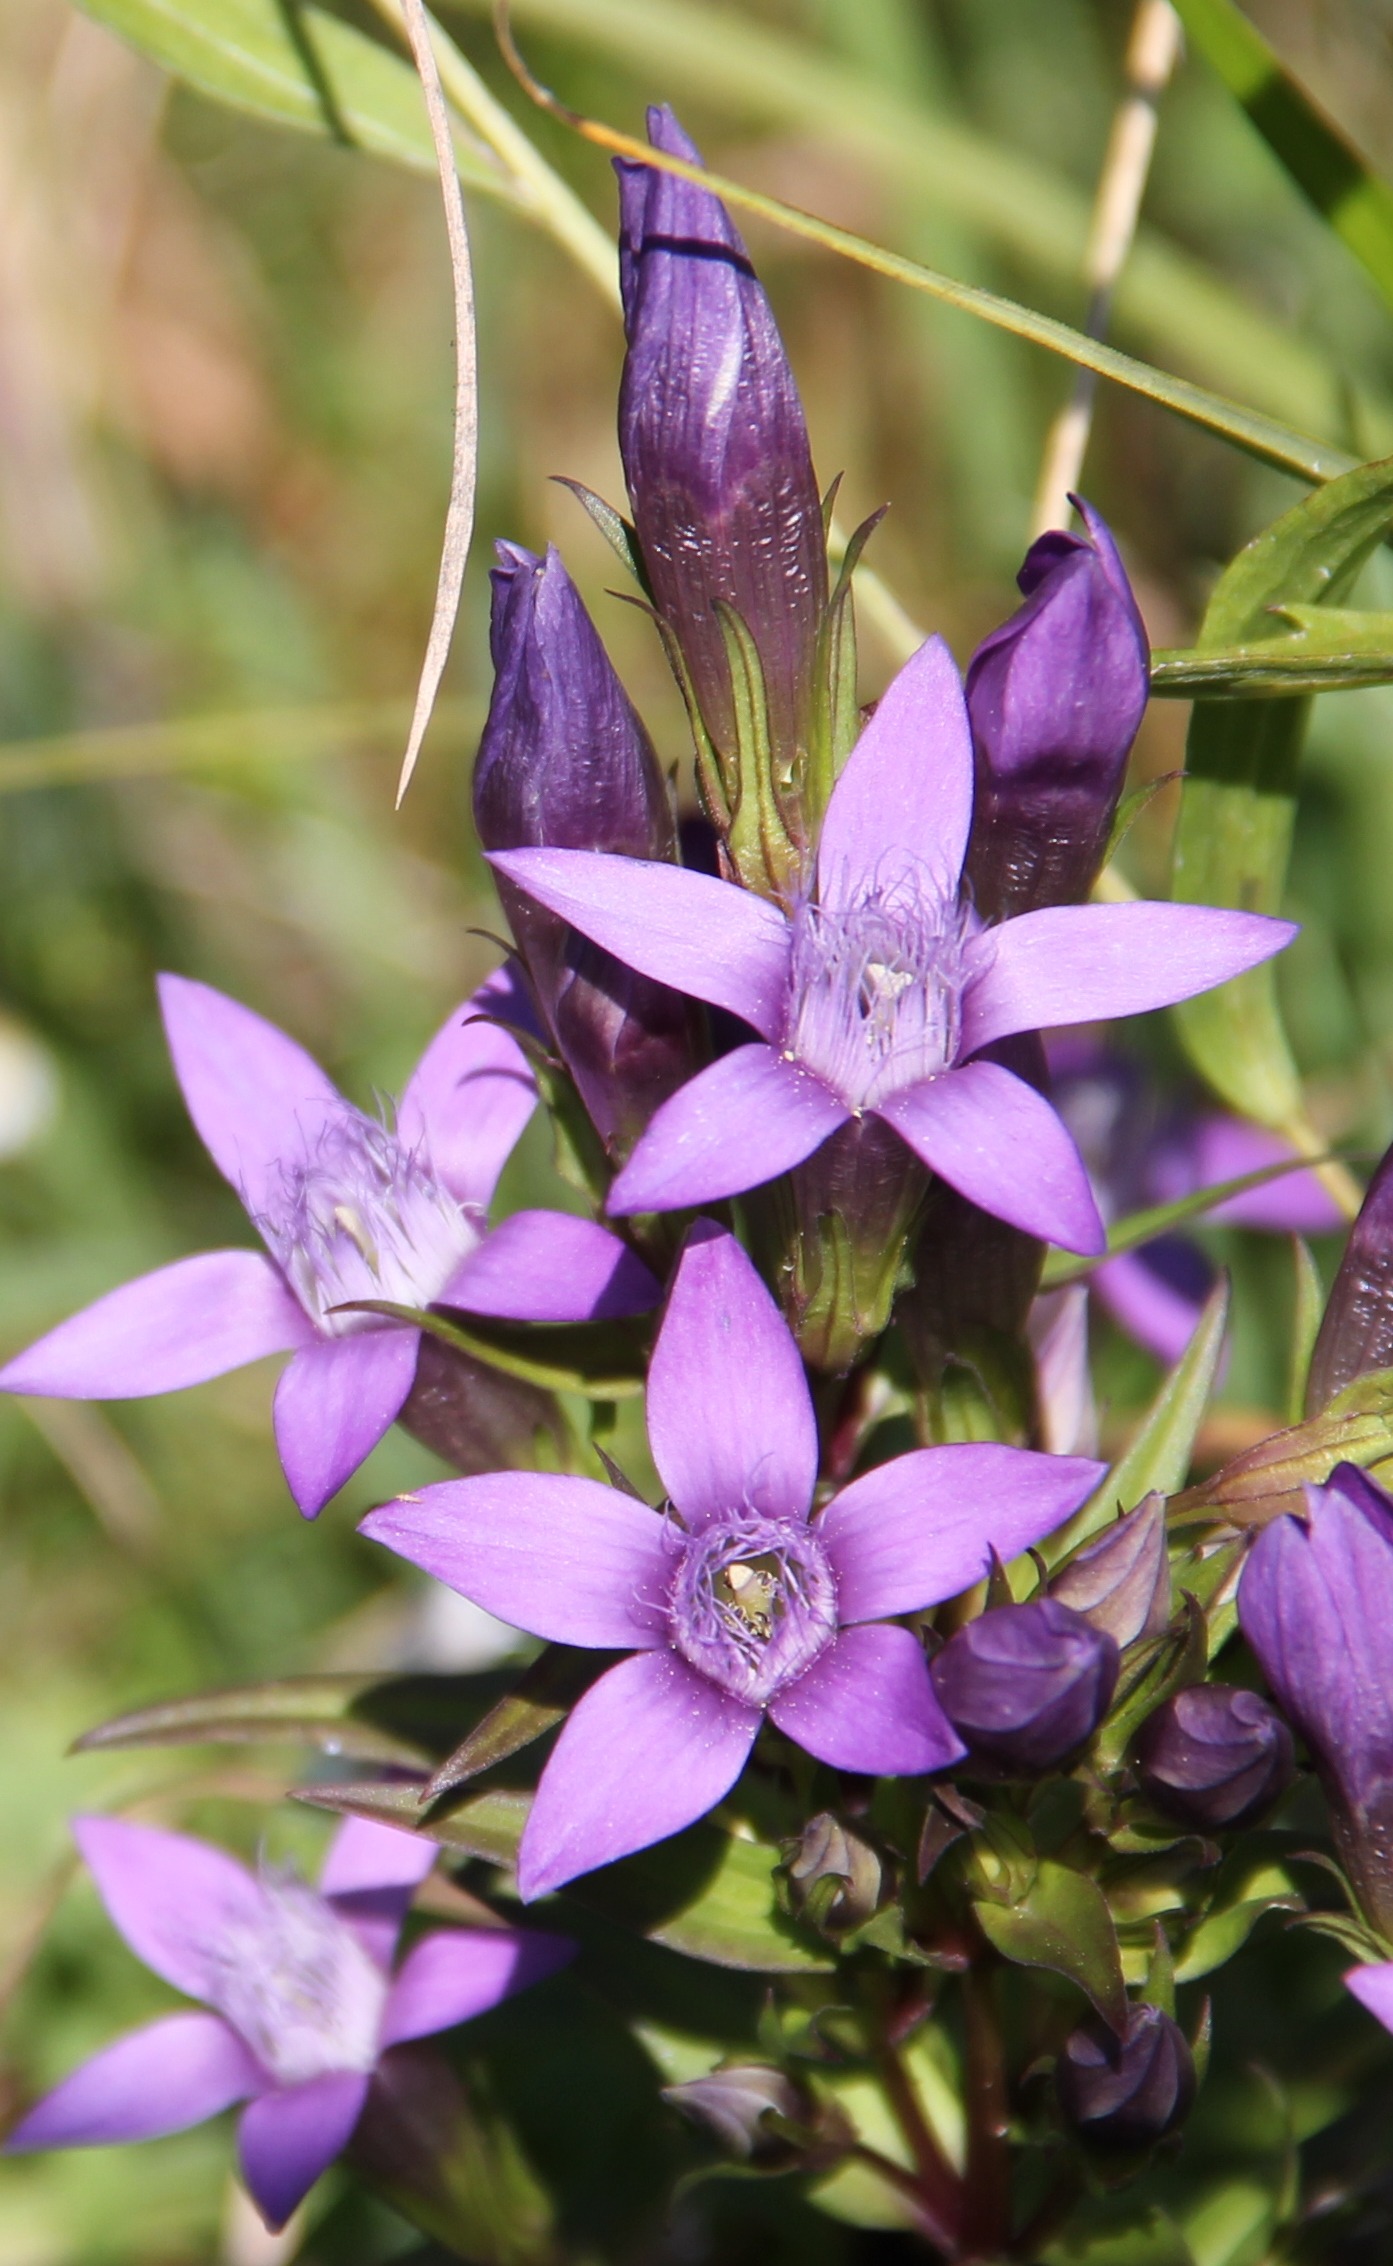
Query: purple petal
[
  {"left": 0, "top": 1251, "right": 313, "bottom": 1399},
  {"left": 320, "top": 1817, "right": 438, "bottom": 1969},
  {"left": 1187, "top": 1116, "right": 1345, "bottom": 1233},
  {"left": 360, "top": 1473, "right": 670, "bottom": 1649},
  {"left": 444, "top": 1211, "right": 658, "bottom": 1321},
  {"left": 646, "top": 1222, "right": 818, "bottom": 1530},
  {"left": 238, "top": 2072, "right": 369, "bottom": 2231},
  {"left": 962, "top": 904, "right": 1297, "bottom": 1056},
  {"left": 817, "top": 1443, "right": 1105, "bottom": 1623},
  {"left": 816, "top": 636, "right": 974, "bottom": 901},
  {"left": 607, "top": 1045, "right": 848, "bottom": 1215},
  {"left": 73, "top": 1816, "right": 265, "bottom": 2003},
  {"left": 273, "top": 1329, "right": 419, "bottom": 1519},
  {"left": 1092, "top": 1249, "right": 1209, "bottom": 1367},
  {"left": 517, "top": 1649, "right": 760, "bottom": 1899},
  {"left": 880, "top": 1062, "right": 1105, "bottom": 1253},
  {"left": 486, "top": 850, "right": 791, "bottom": 1040},
  {"left": 4, "top": 2014, "right": 260, "bottom": 2151},
  {"left": 158, "top": 974, "right": 342, "bottom": 1224},
  {"left": 396, "top": 967, "right": 538, "bottom": 1213},
  {"left": 768, "top": 1624, "right": 964, "bottom": 1774},
  {"left": 1346, "top": 1963, "right": 1393, "bottom": 2035},
  {"left": 381, "top": 1926, "right": 573, "bottom": 2046}
]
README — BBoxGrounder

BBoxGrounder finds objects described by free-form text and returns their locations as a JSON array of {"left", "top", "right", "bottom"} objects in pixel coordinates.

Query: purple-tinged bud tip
[
  {"left": 929, "top": 1598, "right": 1119, "bottom": 1774},
  {"left": 1051, "top": 1495, "right": 1171, "bottom": 1650},
  {"left": 1239, "top": 1461, "right": 1393, "bottom": 1936},
  {"left": 1135, "top": 1684, "right": 1295, "bottom": 1833},
  {"left": 783, "top": 1811, "right": 882, "bottom": 1931},
  {"left": 663, "top": 2064, "right": 850, "bottom": 2169},
  {"left": 1306, "top": 1134, "right": 1393, "bottom": 1413},
  {"left": 474, "top": 541, "right": 701, "bottom": 1158},
  {"left": 1057, "top": 2004, "right": 1196, "bottom": 2151},
  {"left": 615, "top": 106, "right": 826, "bottom": 771},
  {"left": 965, "top": 499, "right": 1149, "bottom": 922}
]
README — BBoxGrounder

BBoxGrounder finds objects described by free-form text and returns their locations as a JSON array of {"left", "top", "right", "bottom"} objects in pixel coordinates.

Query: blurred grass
[{"left": 2, "top": 0, "right": 1393, "bottom": 2257}]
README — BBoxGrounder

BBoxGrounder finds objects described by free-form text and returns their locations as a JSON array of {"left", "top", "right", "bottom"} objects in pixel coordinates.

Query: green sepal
[
  {"left": 713, "top": 599, "right": 800, "bottom": 899},
  {"left": 423, "top": 1646, "right": 617, "bottom": 1801},
  {"left": 1093, "top": 1595, "right": 1209, "bottom": 1776},
  {"left": 972, "top": 1859, "right": 1129, "bottom": 2035},
  {"left": 1173, "top": 1844, "right": 1304, "bottom": 1984},
  {"left": 1169, "top": 1362, "right": 1393, "bottom": 1525},
  {"left": 552, "top": 477, "right": 650, "bottom": 592},
  {"left": 339, "top": 1300, "right": 648, "bottom": 1400}
]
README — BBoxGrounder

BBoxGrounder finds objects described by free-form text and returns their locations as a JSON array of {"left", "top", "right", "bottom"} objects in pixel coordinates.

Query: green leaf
[
  {"left": 345, "top": 1300, "right": 648, "bottom": 1399},
  {"left": 1055, "top": 1278, "right": 1230, "bottom": 1552},
  {"left": 1170, "top": 1363, "right": 1393, "bottom": 1525},
  {"left": 1152, "top": 610, "right": 1393, "bottom": 698},
  {"left": 1170, "top": 0, "right": 1393, "bottom": 313},
  {"left": 1174, "top": 1853, "right": 1302, "bottom": 1985},
  {"left": 1094, "top": 1596, "right": 1209, "bottom": 1773},
  {"left": 77, "top": 0, "right": 511, "bottom": 195},
  {"left": 73, "top": 1671, "right": 499, "bottom": 1767},
  {"left": 300, "top": 1782, "right": 833, "bottom": 1971},
  {"left": 1287, "top": 1237, "right": 1324, "bottom": 1425},
  {"left": 1171, "top": 457, "right": 1393, "bottom": 1127},
  {"left": 424, "top": 1646, "right": 611, "bottom": 1800},
  {"left": 1040, "top": 1155, "right": 1340, "bottom": 1289},
  {"left": 1042, "top": 2200, "right": 1196, "bottom": 2265},
  {"left": 973, "top": 1859, "right": 1128, "bottom": 2034}
]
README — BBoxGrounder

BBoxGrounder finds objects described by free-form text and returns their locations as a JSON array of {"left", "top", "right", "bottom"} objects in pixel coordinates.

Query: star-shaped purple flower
[
  {"left": 0, "top": 970, "right": 657, "bottom": 1515},
  {"left": 3, "top": 1814, "right": 571, "bottom": 2230},
  {"left": 489, "top": 636, "right": 1295, "bottom": 1252},
  {"left": 362, "top": 1223, "right": 1104, "bottom": 1898}
]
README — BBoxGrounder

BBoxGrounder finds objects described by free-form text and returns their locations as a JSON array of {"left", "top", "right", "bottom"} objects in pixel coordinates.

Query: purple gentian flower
[
  {"left": 476, "top": 540, "right": 700, "bottom": 1158},
  {"left": 362, "top": 1222, "right": 1104, "bottom": 1897},
  {"left": 1051, "top": 1038, "right": 1343, "bottom": 1363},
  {"left": 1239, "top": 1462, "right": 1393, "bottom": 1937},
  {"left": 3, "top": 1814, "right": 571, "bottom": 2230},
  {"left": 616, "top": 106, "right": 826, "bottom": 770},
  {"left": 964, "top": 500, "right": 1149, "bottom": 923},
  {"left": 0, "top": 971, "right": 657, "bottom": 1516},
  {"left": 488, "top": 636, "right": 1295, "bottom": 1252}
]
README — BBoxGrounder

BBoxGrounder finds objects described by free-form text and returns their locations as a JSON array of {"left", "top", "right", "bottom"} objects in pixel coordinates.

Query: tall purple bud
[
  {"left": 1306, "top": 1135, "right": 1393, "bottom": 1413},
  {"left": 475, "top": 542, "right": 700, "bottom": 1160},
  {"left": 1239, "top": 1463, "right": 1393, "bottom": 1937},
  {"left": 616, "top": 106, "right": 826, "bottom": 881},
  {"left": 965, "top": 501, "right": 1149, "bottom": 923}
]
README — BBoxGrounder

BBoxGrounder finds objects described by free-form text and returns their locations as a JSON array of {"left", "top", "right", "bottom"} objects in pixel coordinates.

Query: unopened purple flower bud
[
  {"left": 664, "top": 2064, "right": 814, "bottom": 2163},
  {"left": 930, "top": 1599, "right": 1119, "bottom": 1773},
  {"left": 965, "top": 501, "right": 1149, "bottom": 923},
  {"left": 1051, "top": 1495, "right": 1170, "bottom": 1650},
  {"left": 1239, "top": 1461, "right": 1393, "bottom": 1935},
  {"left": 616, "top": 107, "right": 826, "bottom": 776},
  {"left": 1057, "top": 2005, "right": 1195, "bottom": 2151},
  {"left": 1306, "top": 1134, "right": 1393, "bottom": 1413},
  {"left": 1135, "top": 1684, "right": 1295, "bottom": 1832},
  {"left": 475, "top": 541, "right": 700, "bottom": 1157},
  {"left": 784, "top": 1812, "right": 881, "bottom": 1931}
]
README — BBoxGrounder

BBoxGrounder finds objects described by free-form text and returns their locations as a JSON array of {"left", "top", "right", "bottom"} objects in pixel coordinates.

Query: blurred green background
[{"left": 4, "top": 0, "right": 1393, "bottom": 2255}]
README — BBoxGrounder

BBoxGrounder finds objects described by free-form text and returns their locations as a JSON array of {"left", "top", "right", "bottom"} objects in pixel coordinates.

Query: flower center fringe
[
  {"left": 264, "top": 1107, "right": 480, "bottom": 1334},
  {"left": 208, "top": 1876, "right": 388, "bottom": 2086},
  {"left": 783, "top": 873, "right": 972, "bottom": 1110},
  {"left": 668, "top": 1512, "right": 838, "bottom": 1705}
]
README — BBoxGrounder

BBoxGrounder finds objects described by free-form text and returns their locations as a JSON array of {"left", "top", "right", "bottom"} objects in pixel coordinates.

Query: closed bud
[
  {"left": 1051, "top": 1495, "right": 1170, "bottom": 1650},
  {"left": 930, "top": 1600, "right": 1119, "bottom": 1773},
  {"left": 1057, "top": 2004, "right": 1196, "bottom": 2151},
  {"left": 1136, "top": 1683, "right": 1294, "bottom": 1832},
  {"left": 664, "top": 2064, "right": 845, "bottom": 2168},
  {"left": 783, "top": 1811, "right": 881, "bottom": 1930},
  {"left": 1239, "top": 1463, "right": 1393, "bottom": 1935},
  {"left": 474, "top": 541, "right": 701, "bottom": 1157},
  {"left": 616, "top": 108, "right": 826, "bottom": 818},
  {"left": 965, "top": 500, "right": 1148, "bottom": 923}
]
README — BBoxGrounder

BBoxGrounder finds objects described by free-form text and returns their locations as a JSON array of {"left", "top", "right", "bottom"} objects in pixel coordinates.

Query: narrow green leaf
[
  {"left": 298, "top": 1776, "right": 529, "bottom": 1866},
  {"left": 1169, "top": 1364, "right": 1393, "bottom": 1525},
  {"left": 1286, "top": 1237, "right": 1324, "bottom": 1425},
  {"left": 74, "top": 1672, "right": 498, "bottom": 1766},
  {"left": 344, "top": 1300, "right": 648, "bottom": 1398},
  {"left": 1171, "top": 457, "right": 1393, "bottom": 1126},
  {"left": 1170, "top": 0, "right": 1393, "bottom": 312},
  {"left": 424, "top": 1646, "right": 610, "bottom": 1800},
  {"left": 1174, "top": 1861, "right": 1302, "bottom": 1985},
  {"left": 77, "top": 0, "right": 512, "bottom": 195},
  {"left": 1040, "top": 1153, "right": 1340, "bottom": 1289},
  {"left": 1152, "top": 611, "right": 1393, "bottom": 697},
  {"left": 973, "top": 1860, "right": 1128, "bottom": 2034},
  {"left": 1057, "top": 1279, "right": 1230, "bottom": 1552}
]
